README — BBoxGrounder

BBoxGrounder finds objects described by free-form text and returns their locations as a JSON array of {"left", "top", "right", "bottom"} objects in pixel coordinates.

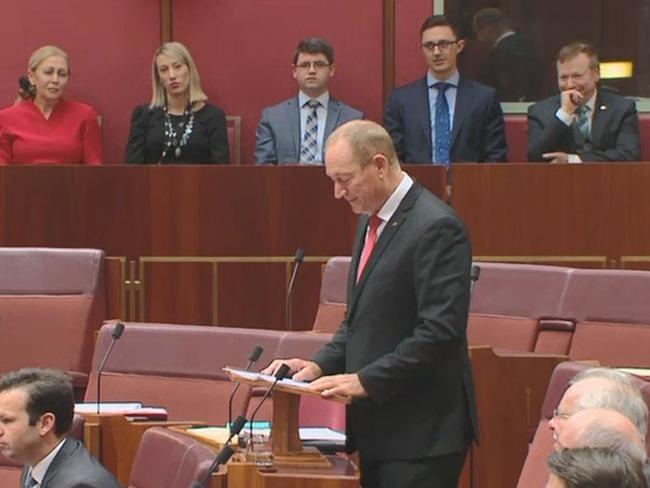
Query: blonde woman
[
  {"left": 0, "top": 45, "right": 102, "bottom": 164},
  {"left": 126, "top": 42, "right": 229, "bottom": 164}
]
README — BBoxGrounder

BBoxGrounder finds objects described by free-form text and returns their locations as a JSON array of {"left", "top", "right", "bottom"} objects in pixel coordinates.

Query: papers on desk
[
  {"left": 616, "top": 367, "right": 650, "bottom": 379},
  {"left": 223, "top": 367, "right": 312, "bottom": 390},
  {"left": 74, "top": 402, "right": 168, "bottom": 419},
  {"left": 187, "top": 425, "right": 345, "bottom": 445}
]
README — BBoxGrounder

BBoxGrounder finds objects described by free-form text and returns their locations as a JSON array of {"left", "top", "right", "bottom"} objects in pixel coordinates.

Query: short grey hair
[
  {"left": 570, "top": 368, "right": 648, "bottom": 437},
  {"left": 575, "top": 422, "right": 647, "bottom": 464}
]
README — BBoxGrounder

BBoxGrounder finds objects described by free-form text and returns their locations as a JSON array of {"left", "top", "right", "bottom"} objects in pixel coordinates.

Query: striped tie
[
  {"left": 300, "top": 100, "right": 320, "bottom": 163},
  {"left": 433, "top": 82, "right": 451, "bottom": 165},
  {"left": 575, "top": 105, "right": 590, "bottom": 140}
]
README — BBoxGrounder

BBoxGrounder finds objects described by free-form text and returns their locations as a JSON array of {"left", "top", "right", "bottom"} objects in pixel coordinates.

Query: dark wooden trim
[
  {"left": 161, "top": 0, "right": 173, "bottom": 43},
  {"left": 383, "top": 0, "right": 396, "bottom": 104}
]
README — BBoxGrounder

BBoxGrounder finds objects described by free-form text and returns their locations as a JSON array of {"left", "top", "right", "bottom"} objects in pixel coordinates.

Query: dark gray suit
[
  {"left": 527, "top": 89, "right": 641, "bottom": 162},
  {"left": 384, "top": 76, "right": 507, "bottom": 163},
  {"left": 21, "top": 438, "right": 121, "bottom": 488},
  {"left": 314, "top": 182, "right": 478, "bottom": 486},
  {"left": 254, "top": 96, "right": 363, "bottom": 164}
]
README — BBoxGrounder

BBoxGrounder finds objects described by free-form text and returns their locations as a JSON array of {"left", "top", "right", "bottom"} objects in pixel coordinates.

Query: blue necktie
[{"left": 433, "top": 82, "right": 451, "bottom": 165}]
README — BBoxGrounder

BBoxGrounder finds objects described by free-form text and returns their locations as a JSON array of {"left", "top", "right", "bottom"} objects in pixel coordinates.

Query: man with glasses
[
  {"left": 384, "top": 15, "right": 507, "bottom": 165},
  {"left": 528, "top": 42, "right": 641, "bottom": 163},
  {"left": 255, "top": 37, "right": 363, "bottom": 164}
]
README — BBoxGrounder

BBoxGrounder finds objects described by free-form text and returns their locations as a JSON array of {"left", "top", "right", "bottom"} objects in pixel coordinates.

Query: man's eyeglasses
[
  {"left": 295, "top": 61, "right": 331, "bottom": 70},
  {"left": 421, "top": 40, "right": 458, "bottom": 52}
]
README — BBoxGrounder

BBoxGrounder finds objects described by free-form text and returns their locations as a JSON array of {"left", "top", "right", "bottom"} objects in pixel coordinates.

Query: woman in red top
[{"left": 0, "top": 45, "right": 102, "bottom": 164}]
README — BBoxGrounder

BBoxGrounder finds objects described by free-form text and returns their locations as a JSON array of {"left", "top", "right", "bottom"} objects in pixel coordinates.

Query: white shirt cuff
[
  {"left": 567, "top": 154, "right": 582, "bottom": 164},
  {"left": 555, "top": 108, "right": 574, "bottom": 126}
]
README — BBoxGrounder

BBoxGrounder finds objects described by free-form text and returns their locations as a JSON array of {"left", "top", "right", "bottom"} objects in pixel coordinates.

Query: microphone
[
  {"left": 470, "top": 264, "right": 481, "bottom": 296},
  {"left": 228, "top": 346, "right": 264, "bottom": 435},
  {"left": 96, "top": 322, "right": 125, "bottom": 415},
  {"left": 247, "top": 363, "right": 290, "bottom": 442},
  {"left": 192, "top": 414, "right": 247, "bottom": 487},
  {"left": 285, "top": 248, "right": 305, "bottom": 331}
]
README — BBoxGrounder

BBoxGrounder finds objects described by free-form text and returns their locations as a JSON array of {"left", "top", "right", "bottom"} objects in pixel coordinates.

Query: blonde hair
[
  {"left": 28, "top": 45, "right": 70, "bottom": 74},
  {"left": 150, "top": 42, "right": 207, "bottom": 108}
]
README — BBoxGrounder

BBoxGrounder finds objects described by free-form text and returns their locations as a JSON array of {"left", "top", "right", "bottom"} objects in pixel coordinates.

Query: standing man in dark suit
[
  {"left": 0, "top": 368, "right": 121, "bottom": 488},
  {"left": 527, "top": 42, "right": 641, "bottom": 163},
  {"left": 264, "top": 120, "right": 478, "bottom": 488},
  {"left": 384, "top": 15, "right": 507, "bottom": 164},
  {"left": 255, "top": 37, "right": 363, "bottom": 164},
  {"left": 472, "top": 7, "right": 543, "bottom": 102}
]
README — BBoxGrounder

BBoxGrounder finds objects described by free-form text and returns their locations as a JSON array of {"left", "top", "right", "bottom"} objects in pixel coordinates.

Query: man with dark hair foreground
[
  {"left": 0, "top": 368, "right": 121, "bottom": 487},
  {"left": 528, "top": 41, "right": 641, "bottom": 163},
  {"left": 547, "top": 447, "right": 647, "bottom": 488}
]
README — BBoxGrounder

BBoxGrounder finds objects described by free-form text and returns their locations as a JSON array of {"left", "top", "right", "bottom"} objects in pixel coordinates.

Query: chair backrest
[
  {"left": 226, "top": 115, "right": 242, "bottom": 164},
  {"left": 0, "top": 247, "right": 106, "bottom": 387},
  {"left": 504, "top": 114, "right": 529, "bottom": 162},
  {"left": 85, "top": 322, "right": 286, "bottom": 424},
  {"left": 312, "top": 257, "right": 351, "bottom": 333},
  {"left": 469, "top": 262, "right": 570, "bottom": 352},
  {"left": 128, "top": 427, "right": 215, "bottom": 488}
]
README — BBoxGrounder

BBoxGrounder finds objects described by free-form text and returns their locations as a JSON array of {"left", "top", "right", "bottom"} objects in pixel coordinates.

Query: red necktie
[{"left": 357, "top": 215, "right": 382, "bottom": 282}]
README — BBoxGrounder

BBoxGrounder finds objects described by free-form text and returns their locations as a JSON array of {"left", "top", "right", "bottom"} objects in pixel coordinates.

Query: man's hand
[
  {"left": 560, "top": 89, "right": 583, "bottom": 115},
  {"left": 542, "top": 152, "right": 569, "bottom": 164},
  {"left": 261, "top": 358, "right": 323, "bottom": 382},
  {"left": 309, "top": 373, "right": 368, "bottom": 400}
]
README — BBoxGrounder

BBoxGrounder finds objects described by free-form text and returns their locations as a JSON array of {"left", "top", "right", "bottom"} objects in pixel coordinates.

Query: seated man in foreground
[
  {"left": 0, "top": 368, "right": 121, "bottom": 487},
  {"left": 528, "top": 42, "right": 641, "bottom": 163}
]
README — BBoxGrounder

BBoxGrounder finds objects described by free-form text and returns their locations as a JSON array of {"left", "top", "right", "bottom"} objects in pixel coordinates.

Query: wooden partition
[
  {"left": 452, "top": 163, "right": 650, "bottom": 266},
  {"left": 0, "top": 165, "right": 446, "bottom": 329}
]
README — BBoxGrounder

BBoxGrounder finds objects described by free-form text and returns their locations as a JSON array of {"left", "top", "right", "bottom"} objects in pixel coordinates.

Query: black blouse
[{"left": 125, "top": 103, "right": 230, "bottom": 164}]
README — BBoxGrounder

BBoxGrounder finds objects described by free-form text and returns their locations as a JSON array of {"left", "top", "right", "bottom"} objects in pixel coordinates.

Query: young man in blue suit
[
  {"left": 255, "top": 37, "right": 363, "bottom": 164},
  {"left": 384, "top": 15, "right": 507, "bottom": 164},
  {"left": 264, "top": 120, "right": 478, "bottom": 488},
  {"left": 527, "top": 42, "right": 641, "bottom": 163},
  {"left": 0, "top": 368, "right": 121, "bottom": 488}
]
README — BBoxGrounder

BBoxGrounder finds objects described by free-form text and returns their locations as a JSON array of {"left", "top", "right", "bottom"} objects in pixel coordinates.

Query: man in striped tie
[
  {"left": 255, "top": 37, "right": 363, "bottom": 165},
  {"left": 528, "top": 42, "right": 641, "bottom": 163}
]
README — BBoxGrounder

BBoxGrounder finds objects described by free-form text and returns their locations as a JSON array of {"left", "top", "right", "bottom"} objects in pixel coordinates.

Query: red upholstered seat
[
  {"left": 0, "top": 248, "right": 106, "bottom": 388},
  {"left": 312, "top": 257, "right": 351, "bottom": 333},
  {"left": 85, "top": 322, "right": 287, "bottom": 424},
  {"left": 640, "top": 113, "right": 650, "bottom": 161},
  {"left": 128, "top": 427, "right": 216, "bottom": 488},
  {"left": 504, "top": 114, "right": 529, "bottom": 162},
  {"left": 468, "top": 314, "right": 538, "bottom": 351}
]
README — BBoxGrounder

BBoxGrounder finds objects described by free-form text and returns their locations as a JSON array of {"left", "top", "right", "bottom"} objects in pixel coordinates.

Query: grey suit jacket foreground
[
  {"left": 527, "top": 89, "right": 641, "bottom": 162},
  {"left": 254, "top": 96, "right": 363, "bottom": 164},
  {"left": 21, "top": 438, "right": 121, "bottom": 488},
  {"left": 384, "top": 76, "right": 507, "bottom": 163},
  {"left": 314, "top": 183, "right": 478, "bottom": 461}
]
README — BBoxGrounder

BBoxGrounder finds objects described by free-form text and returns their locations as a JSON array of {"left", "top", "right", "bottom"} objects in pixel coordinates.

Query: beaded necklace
[{"left": 160, "top": 104, "right": 195, "bottom": 162}]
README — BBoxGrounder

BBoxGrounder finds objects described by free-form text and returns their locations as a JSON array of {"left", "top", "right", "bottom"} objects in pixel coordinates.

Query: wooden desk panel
[{"left": 0, "top": 165, "right": 446, "bottom": 328}]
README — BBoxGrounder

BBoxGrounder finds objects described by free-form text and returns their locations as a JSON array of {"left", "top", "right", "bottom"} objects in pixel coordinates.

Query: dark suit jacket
[
  {"left": 383, "top": 76, "right": 507, "bottom": 164},
  {"left": 21, "top": 438, "right": 121, "bottom": 488},
  {"left": 254, "top": 96, "right": 363, "bottom": 164},
  {"left": 527, "top": 89, "right": 641, "bottom": 162},
  {"left": 314, "top": 182, "right": 478, "bottom": 461}
]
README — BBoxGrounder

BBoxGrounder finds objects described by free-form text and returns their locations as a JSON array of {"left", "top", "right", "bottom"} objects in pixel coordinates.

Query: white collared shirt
[
  {"left": 26, "top": 438, "right": 67, "bottom": 487},
  {"left": 364, "top": 172, "right": 414, "bottom": 241},
  {"left": 554, "top": 90, "right": 597, "bottom": 163},
  {"left": 427, "top": 71, "right": 460, "bottom": 164},
  {"left": 298, "top": 90, "right": 330, "bottom": 163}
]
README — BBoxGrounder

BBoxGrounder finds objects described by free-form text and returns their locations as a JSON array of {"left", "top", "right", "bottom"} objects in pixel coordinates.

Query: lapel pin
[
  {"left": 391, "top": 221, "right": 398, "bottom": 227},
  {"left": 599, "top": 104, "right": 607, "bottom": 111}
]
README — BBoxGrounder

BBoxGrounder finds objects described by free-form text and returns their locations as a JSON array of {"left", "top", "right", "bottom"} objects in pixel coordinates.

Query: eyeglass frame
[
  {"left": 421, "top": 40, "right": 459, "bottom": 52},
  {"left": 552, "top": 408, "right": 572, "bottom": 421},
  {"left": 293, "top": 61, "right": 332, "bottom": 70}
]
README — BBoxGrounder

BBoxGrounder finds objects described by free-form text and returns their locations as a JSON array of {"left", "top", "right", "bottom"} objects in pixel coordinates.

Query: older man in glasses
[
  {"left": 255, "top": 37, "right": 363, "bottom": 165},
  {"left": 384, "top": 15, "right": 507, "bottom": 165}
]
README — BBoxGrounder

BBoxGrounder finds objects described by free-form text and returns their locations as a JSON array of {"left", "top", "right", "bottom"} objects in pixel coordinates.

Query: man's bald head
[{"left": 557, "top": 408, "right": 647, "bottom": 464}]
